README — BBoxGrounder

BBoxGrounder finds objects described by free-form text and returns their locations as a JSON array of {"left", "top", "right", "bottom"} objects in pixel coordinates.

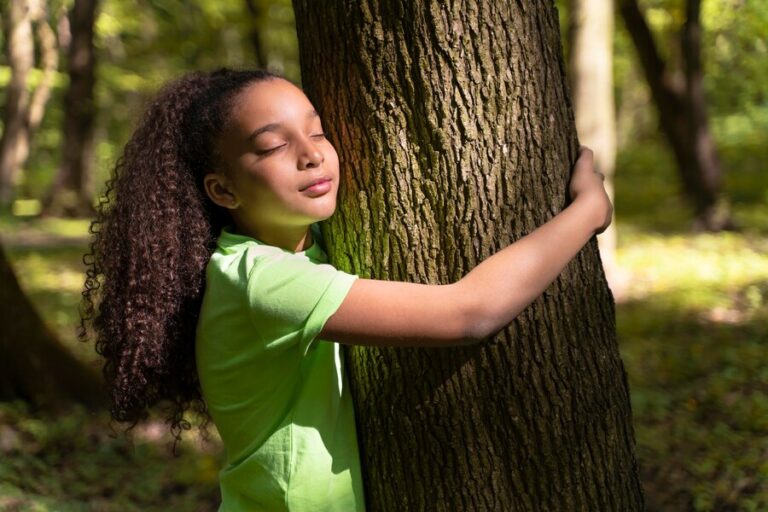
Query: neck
[{"left": 234, "top": 221, "right": 313, "bottom": 253}]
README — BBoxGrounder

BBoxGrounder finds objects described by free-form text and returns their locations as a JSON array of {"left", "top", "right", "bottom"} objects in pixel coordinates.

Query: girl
[{"left": 81, "top": 68, "right": 611, "bottom": 511}]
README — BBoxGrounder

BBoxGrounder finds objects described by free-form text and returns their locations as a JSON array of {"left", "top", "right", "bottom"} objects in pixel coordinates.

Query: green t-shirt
[{"left": 195, "top": 223, "right": 365, "bottom": 511}]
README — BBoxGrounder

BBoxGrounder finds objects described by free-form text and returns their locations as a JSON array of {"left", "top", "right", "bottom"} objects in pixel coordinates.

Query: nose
[{"left": 298, "top": 138, "right": 324, "bottom": 170}]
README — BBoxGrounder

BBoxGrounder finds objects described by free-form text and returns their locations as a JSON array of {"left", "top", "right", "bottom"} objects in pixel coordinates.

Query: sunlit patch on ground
[{"left": 615, "top": 228, "right": 768, "bottom": 510}]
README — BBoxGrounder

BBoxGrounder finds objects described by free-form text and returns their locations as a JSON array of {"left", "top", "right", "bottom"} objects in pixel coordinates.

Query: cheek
[
  {"left": 254, "top": 177, "right": 290, "bottom": 203},
  {"left": 236, "top": 172, "right": 282, "bottom": 205}
]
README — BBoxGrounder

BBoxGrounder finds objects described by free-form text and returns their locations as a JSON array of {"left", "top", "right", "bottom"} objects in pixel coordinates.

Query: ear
[{"left": 203, "top": 173, "right": 240, "bottom": 209}]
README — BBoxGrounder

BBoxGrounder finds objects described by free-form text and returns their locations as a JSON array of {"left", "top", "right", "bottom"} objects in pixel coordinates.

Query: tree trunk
[
  {"left": 0, "top": 0, "right": 35, "bottom": 209},
  {"left": 293, "top": 1, "right": 644, "bottom": 510},
  {"left": 0, "top": 0, "right": 59, "bottom": 211},
  {"left": 0, "top": 243, "right": 105, "bottom": 409},
  {"left": 619, "top": 0, "right": 732, "bottom": 231},
  {"left": 43, "top": 0, "right": 99, "bottom": 218},
  {"left": 568, "top": 0, "right": 624, "bottom": 293},
  {"left": 681, "top": 0, "right": 728, "bottom": 231},
  {"left": 243, "top": 0, "right": 269, "bottom": 69},
  {"left": 27, "top": 3, "right": 60, "bottom": 137}
]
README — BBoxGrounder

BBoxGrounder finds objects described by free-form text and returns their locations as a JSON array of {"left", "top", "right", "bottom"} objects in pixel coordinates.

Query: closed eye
[
  {"left": 311, "top": 132, "right": 326, "bottom": 139},
  {"left": 256, "top": 144, "right": 286, "bottom": 156}
]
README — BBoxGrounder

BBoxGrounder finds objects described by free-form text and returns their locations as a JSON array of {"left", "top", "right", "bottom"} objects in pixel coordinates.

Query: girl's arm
[{"left": 319, "top": 148, "right": 612, "bottom": 347}]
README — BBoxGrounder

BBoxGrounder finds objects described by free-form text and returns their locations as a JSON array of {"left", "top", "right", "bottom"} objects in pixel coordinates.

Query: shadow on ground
[{"left": 617, "top": 280, "right": 768, "bottom": 511}]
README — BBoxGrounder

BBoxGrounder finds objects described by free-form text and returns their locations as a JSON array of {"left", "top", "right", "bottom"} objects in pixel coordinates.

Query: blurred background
[{"left": 0, "top": 0, "right": 765, "bottom": 510}]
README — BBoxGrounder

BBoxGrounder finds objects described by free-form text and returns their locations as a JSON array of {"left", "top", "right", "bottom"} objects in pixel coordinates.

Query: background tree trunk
[
  {"left": 680, "top": 0, "right": 727, "bottom": 231},
  {"left": 243, "top": 0, "right": 268, "bottom": 69},
  {"left": 27, "top": 2, "right": 59, "bottom": 140},
  {"left": 0, "top": 243, "right": 105, "bottom": 409},
  {"left": 0, "top": 0, "right": 59, "bottom": 211},
  {"left": 0, "top": 0, "right": 35, "bottom": 209},
  {"left": 567, "top": 0, "right": 625, "bottom": 294},
  {"left": 43, "top": 0, "right": 99, "bottom": 218},
  {"left": 619, "top": 0, "right": 732, "bottom": 231},
  {"left": 293, "top": 1, "right": 643, "bottom": 510}
]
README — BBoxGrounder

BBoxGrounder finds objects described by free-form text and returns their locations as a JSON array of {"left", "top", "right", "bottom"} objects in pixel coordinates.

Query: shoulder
[
  {"left": 205, "top": 226, "right": 357, "bottom": 319},
  {"left": 244, "top": 244, "right": 357, "bottom": 352},
  {"left": 206, "top": 239, "right": 286, "bottom": 282},
  {"left": 246, "top": 246, "right": 355, "bottom": 302}
]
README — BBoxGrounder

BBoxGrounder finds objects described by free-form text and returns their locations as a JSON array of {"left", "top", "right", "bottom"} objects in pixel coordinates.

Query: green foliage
[
  {"left": 619, "top": 265, "right": 768, "bottom": 510},
  {"left": 89, "top": 0, "right": 299, "bottom": 198},
  {"left": 1, "top": 0, "right": 299, "bottom": 205},
  {"left": 615, "top": 141, "right": 768, "bottom": 510},
  {"left": 0, "top": 401, "right": 222, "bottom": 511},
  {"left": 703, "top": 0, "right": 768, "bottom": 120},
  {"left": 601, "top": 0, "right": 767, "bottom": 150},
  {"left": 614, "top": 135, "right": 768, "bottom": 233}
]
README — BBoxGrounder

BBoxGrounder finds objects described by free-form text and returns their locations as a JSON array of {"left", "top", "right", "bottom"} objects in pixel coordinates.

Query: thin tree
[
  {"left": 619, "top": 0, "right": 732, "bottom": 231},
  {"left": 243, "top": 0, "right": 268, "bottom": 69},
  {"left": 568, "top": 0, "right": 624, "bottom": 293},
  {"left": 43, "top": 0, "right": 99, "bottom": 217},
  {"left": 292, "top": 1, "right": 643, "bottom": 510},
  {"left": 0, "top": 0, "right": 59, "bottom": 210}
]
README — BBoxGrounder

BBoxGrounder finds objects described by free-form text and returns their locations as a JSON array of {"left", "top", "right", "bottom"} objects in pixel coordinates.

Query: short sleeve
[{"left": 246, "top": 250, "right": 358, "bottom": 355}]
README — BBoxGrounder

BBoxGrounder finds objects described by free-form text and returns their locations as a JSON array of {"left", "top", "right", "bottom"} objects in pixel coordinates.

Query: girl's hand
[
  {"left": 320, "top": 145, "right": 617, "bottom": 348},
  {"left": 568, "top": 146, "right": 613, "bottom": 234}
]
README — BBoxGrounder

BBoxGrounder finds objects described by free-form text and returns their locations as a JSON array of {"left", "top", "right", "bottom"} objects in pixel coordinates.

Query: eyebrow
[{"left": 247, "top": 110, "right": 319, "bottom": 141}]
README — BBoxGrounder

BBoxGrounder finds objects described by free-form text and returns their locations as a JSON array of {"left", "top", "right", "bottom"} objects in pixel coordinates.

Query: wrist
[{"left": 573, "top": 190, "right": 610, "bottom": 234}]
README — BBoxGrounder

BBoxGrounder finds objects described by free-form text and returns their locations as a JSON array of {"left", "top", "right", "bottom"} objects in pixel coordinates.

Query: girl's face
[{"left": 207, "top": 79, "right": 340, "bottom": 241}]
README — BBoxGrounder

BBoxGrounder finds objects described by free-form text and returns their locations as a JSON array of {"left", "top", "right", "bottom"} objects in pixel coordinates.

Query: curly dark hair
[{"left": 80, "top": 68, "right": 280, "bottom": 442}]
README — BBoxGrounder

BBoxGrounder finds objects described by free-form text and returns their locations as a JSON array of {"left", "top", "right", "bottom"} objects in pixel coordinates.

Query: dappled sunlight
[
  {"left": 0, "top": 402, "right": 222, "bottom": 511},
  {"left": 0, "top": 217, "right": 92, "bottom": 244},
  {"left": 132, "top": 414, "right": 224, "bottom": 457},
  {"left": 9, "top": 249, "right": 87, "bottom": 295},
  {"left": 5, "top": 245, "right": 95, "bottom": 364},
  {"left": 616, "top": 229, "right": 768, "bottom": 311},
  {"left": 129, "top": 414, "right": 224, "bottom": 493},
  {"left": 614, "top": 225, "right": 768, "bottom": 510},
  {"left": 619, "top": 293, "right": 768, "bottom": 510}
]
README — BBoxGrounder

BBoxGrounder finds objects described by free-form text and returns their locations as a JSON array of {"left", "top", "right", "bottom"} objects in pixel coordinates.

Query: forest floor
[{"left": 1, "top": 140, "right": 766, "bottom": 511}]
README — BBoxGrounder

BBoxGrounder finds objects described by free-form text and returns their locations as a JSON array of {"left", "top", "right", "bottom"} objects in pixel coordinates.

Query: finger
[{"left": 577, "top": 149, "right": 594, "bottom": 165}]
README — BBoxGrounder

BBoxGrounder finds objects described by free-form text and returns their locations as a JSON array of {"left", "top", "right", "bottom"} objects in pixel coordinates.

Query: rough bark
[
  {"left": 43, "top": 0, "right": 99, "bottom": 218},
  {"left": 619, "top": 0, "right": 732, "bottom": 231},
  {"left": 293, "top": 1, "right": 643, "bottom": 510},
  {"left": 0, "top": 243, "right": 105, "bottom": 409},
  {"left": 568, "top": 0, "right": 623, "bottom": 293}
]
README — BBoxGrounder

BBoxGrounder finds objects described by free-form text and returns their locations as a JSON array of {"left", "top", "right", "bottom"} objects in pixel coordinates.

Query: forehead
[{"left": 229, "top": 79, "right": 316, "bottom": 129}]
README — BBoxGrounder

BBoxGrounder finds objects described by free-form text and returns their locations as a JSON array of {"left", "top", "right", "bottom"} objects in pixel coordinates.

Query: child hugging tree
[{"left": 80, "top": 68, "right": 611, "bottom": 511}]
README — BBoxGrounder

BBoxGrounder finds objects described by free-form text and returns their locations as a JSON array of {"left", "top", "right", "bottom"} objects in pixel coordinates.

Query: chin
[
  {"left": 310, "top": 197, "right": 337, "bottom": 221},
  {"left": 314, "top": 206, "right": 337, "bottom": 222}
]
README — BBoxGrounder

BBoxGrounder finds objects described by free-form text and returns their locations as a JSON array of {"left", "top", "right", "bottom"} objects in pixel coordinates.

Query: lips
[{"left": 299, "top": 177, "right": 331, "bottom": 192}]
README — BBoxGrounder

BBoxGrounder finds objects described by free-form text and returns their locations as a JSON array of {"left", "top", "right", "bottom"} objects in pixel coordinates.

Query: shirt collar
[{"left": 216, "top": 223, "right": 326, "bottom": 262}]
